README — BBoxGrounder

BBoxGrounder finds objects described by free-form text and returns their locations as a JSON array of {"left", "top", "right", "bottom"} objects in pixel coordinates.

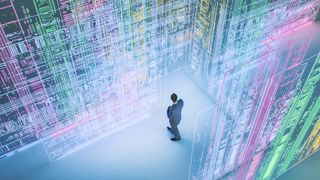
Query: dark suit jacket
[{"left": 167, "top": 99, "right": 184, "bottom": 125}]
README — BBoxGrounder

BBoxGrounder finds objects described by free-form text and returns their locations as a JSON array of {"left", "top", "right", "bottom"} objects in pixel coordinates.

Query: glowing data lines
[
  {"left": 260, "top": 53, "right": 320, "bottom": 179},
  {"left": 190, "top": 37, "right": 320, "bottom": 179},
  {"left": 1, "top": 1, "right": 320, "bottom": 179},
  {"left": 0, "top": 0, "right": 192, "bottom": 160},
  {"left": 37, "top": 0, "right": 193, "bottom": 161},
  {"left": 190, "top": 0, "right": 320, "bottom": 91},
  {"left": 300, "top": 118, "right": 320, "bottom": 158},
  {"left": 188, "top": 0, "right": 320, "bottom": 179}
]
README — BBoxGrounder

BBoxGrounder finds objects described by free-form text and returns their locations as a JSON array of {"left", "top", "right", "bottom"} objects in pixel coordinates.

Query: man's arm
[
  {"left": 167, "top": 106, "right": 171, "bottom": 119},
  {"left": 178, "top": 99, "right": 184, "bottom": 109}
]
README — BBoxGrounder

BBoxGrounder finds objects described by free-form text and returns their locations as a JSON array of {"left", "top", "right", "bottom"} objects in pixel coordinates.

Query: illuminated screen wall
[
  {"left": 0, "top": 0, "right": 193, "bottom": 161},
  {"left": 188, "top": 0, "right": 320, "bottom": 179},
  {"left": 0, "top": 0, "right": 320, "bottom": 179}
]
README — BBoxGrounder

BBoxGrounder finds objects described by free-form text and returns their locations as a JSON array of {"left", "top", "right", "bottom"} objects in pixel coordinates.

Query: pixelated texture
[
  {"left": 0, "top": 0, "right": 320, "bottom": 179},
  {"left": 0, "top": 0, "right": 192, "bottom": 161},
  {"left": 188, "top": 0, "right": 320, "bottom": 179}
]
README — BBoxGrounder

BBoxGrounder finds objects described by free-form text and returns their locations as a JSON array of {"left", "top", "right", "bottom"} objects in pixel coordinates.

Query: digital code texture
[
  {"left": 0, "top": 0, "right": 192, "bottom": 161},
  {"left": 0, "top": 0, "right": 320, "bottom": 179},
  {"left": 188, "top": 0, "right": 320, "bottom": 179}
]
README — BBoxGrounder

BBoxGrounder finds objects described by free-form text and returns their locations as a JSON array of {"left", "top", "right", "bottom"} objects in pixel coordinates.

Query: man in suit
[{"left": 167, "top": 93, "right": 184, "bottom": 141}]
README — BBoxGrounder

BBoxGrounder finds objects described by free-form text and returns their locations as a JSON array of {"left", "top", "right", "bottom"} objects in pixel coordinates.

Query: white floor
[{"left": 0, "top": 70, "right": 214, "bottom": 180}]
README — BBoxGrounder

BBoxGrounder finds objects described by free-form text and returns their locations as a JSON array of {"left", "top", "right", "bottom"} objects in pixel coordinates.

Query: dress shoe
[
  {"left": 170, "top": 138, "right": 181, "bottom": 141},
  {"left": 167, "top": 126, "right": 173, "bottom": 133}
]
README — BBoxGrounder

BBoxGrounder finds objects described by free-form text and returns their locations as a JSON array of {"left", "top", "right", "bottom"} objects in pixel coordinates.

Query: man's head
[{"left": 171, "top": 93, "right": 178, "bottom": 103}]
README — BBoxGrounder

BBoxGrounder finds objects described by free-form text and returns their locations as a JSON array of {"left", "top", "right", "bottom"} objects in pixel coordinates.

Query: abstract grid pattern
[
  {"left": 0, "top": 0, "right": 320, "bottom": 179},
  {"left": 188, "top": 0, "right": 320, "bottom": 179},
  {"left": 0, "top": 0, "right": 192, "bottom": 161}
]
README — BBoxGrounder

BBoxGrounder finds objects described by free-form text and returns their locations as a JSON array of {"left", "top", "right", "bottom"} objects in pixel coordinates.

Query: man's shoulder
[{"left": 178, "top": 99, "right": 184, "bottom": 107}]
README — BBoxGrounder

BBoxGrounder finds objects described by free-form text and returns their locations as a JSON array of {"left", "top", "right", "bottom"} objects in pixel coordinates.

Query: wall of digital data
[
  {"left": 188, "top": 0, "right": 320, "bottom": 179},
  {"left": 1, "top": 1, "right": 320, "bottom": 178},
  {"left": 0, "top": 0, "right": 193, "bottom": 161}
]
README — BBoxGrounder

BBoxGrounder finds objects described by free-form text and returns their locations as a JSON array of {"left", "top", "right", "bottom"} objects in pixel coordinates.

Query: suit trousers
[{"left": 169, "top": 121, "right": 181, "bottom": 139}]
